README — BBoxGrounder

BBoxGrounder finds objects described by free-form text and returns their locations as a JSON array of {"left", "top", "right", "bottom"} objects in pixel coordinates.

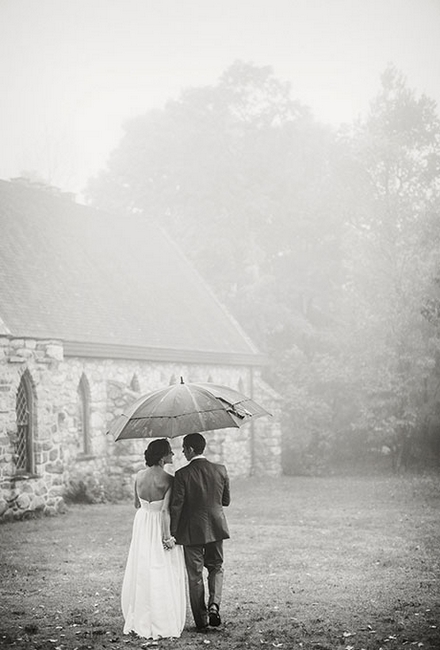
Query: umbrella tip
[{"left": 180, "top": 376, "right": 184, "bottom": 384}]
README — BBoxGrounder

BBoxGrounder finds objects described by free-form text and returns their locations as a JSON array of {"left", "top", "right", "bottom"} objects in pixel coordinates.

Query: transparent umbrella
[{"left": 107, "top": 377, "right": 271, "bottom": 440}]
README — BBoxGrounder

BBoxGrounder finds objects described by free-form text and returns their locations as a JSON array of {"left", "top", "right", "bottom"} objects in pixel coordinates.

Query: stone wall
[
  {"left": 0, "top": 337, "right": 68, "bottom": 520},
  {"left": 0, "top": 335, "right": 281, "bottom": 522}
]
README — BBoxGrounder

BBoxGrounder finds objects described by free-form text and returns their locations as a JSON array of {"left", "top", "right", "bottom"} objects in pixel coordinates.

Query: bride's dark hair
[{"left": 144, "top": 439, "right": 171, "bottom": 467}]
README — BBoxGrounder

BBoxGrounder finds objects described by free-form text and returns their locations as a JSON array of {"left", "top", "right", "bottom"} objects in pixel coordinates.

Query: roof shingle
[{"left": 0, "top": 180, "right": 260, "bottom": 362}]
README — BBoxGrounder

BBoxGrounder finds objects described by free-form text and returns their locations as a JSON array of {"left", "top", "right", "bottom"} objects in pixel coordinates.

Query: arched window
[
  {"left": 77, "top": 374, "right": 91, "bottom": 455},
  {"left": 130, "top": 373, "right": 140, "bottom": 392},
  {"left": 15, "top": 370, "right": 34, "bottom": 474}
]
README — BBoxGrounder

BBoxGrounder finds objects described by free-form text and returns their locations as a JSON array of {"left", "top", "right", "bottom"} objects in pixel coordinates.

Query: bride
[{"left": 121, "top": 439, "right": 186, "bottom": 639}]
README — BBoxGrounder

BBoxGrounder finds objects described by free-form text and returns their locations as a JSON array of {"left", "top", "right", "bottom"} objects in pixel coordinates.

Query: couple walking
[{"left": 121, "top": 432, "right": 230, "bottom": 639}]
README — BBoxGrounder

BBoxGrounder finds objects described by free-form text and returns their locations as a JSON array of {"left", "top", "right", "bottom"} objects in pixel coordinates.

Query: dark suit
[{"left": 170, "top": 457, "right": 230, "bottom": 629}]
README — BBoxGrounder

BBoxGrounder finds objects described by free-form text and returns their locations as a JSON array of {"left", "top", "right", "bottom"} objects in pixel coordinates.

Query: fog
[
  {"left": 0, "top": 0, "right": 439, "bottom": 195},
  {"left": 1, "top": 0, "right": 440, "bottom": 473}
]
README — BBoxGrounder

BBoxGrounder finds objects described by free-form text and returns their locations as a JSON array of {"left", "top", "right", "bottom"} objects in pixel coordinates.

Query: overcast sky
[{"left": 1, "top": 0, "right": 439, "bottom": 196}]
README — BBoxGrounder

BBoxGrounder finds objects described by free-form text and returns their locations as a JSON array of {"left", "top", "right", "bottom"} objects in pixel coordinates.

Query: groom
[{"left": 170, "top": 432, "right": 230, "bottom": 631}]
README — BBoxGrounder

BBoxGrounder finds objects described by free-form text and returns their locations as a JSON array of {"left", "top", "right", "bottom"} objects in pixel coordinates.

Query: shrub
[
  {"left": 64, "top": 477, "right": 105, "bottom": 504},
  {"left": 64, "top": 475, "right": 131, "bottom": 504}
]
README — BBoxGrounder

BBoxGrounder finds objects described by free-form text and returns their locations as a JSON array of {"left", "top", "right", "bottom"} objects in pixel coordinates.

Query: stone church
[{"left": 0, "top": 179, "right": 281, "bottom": 521}]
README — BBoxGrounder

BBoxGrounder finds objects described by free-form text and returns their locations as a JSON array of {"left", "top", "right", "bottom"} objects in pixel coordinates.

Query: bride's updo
[{"left": 144, "top": 439, "right": 171, "bottom": 467}]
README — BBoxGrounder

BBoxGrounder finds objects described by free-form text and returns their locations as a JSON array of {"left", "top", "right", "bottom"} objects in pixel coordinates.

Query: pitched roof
[{"left": 0, "top": 180, "right": 263, "bottom": 365}]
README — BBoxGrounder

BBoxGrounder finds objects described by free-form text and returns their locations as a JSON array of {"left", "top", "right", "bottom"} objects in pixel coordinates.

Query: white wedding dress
[{"left": 121, "top": 497, "right": 186, "bottom": 639}]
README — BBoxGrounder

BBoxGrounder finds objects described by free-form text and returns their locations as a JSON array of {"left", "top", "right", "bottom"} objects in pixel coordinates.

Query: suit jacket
[{"left": 170, "top": 458, "right": 230, "bottom": 546}]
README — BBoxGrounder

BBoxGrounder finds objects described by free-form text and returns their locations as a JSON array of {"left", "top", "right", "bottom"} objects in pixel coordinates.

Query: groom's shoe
[
  {"left": 208, "top": 604, "right": 221, "bottom": 627},
  {"left": 195, "top": 615, "right": 209, "bottom": 632}
]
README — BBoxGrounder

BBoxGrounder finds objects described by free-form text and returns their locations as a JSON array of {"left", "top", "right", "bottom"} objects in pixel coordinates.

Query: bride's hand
[{"left": 162, "top": 536, "right": 176, "bottom": 550}]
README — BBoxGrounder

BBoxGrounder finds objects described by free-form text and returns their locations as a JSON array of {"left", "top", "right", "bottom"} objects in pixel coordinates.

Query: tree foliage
[
  {"left": 87, "top": 62, "right": 440, "bottom": 474},
  {"left": 336, "top": 65, "right": 440, "bottom": 469}
]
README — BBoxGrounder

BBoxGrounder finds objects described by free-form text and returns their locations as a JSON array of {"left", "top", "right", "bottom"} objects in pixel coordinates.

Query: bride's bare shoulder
[{"left": 162, "top": 469, "right": 174, "bottom": 484}]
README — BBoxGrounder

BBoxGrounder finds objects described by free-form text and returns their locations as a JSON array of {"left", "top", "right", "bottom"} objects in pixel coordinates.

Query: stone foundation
[{"left": 0, "top": 475, "right": 67, "bottom": 521}]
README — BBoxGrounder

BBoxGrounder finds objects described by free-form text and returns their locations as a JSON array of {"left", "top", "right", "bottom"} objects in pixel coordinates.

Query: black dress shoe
[{"left": 208, "top": 604, "right": 221, "bottom": 627}]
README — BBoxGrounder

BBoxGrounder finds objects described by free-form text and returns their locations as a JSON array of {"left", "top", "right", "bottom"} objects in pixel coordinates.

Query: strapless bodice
[{"left": 138, "top": 497, "right": 164, "bottom": 512}]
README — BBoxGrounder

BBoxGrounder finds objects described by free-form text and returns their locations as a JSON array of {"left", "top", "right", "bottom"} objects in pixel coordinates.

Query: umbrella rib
[
  {"left": 184, "top": 383, "right": 214, "bottom": 416},
  {"left": 129, "top": 406, "right": 232, "bottom": 420}
]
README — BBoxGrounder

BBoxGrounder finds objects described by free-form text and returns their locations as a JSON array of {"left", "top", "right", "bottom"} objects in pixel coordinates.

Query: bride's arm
[
  {"left": 134, "top": 474, "right": 140, "bottom": 509},
  {"left": 161, "top": 482, "right": 175, "bottom": 549}
]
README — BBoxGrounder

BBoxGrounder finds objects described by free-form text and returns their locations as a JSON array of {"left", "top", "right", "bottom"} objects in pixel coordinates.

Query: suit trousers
[{"left": 183, "top": 541, "right": 224, "bottom": 628}]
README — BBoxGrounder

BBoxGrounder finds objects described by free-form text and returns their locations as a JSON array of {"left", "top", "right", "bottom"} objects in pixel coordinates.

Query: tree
[
  {"left": 338, "top": 65, "right": 440, "bottom": 469},
  {"left": 87, "top": 61, "right": 343, "bottom": 352},
  {"left": 88, "top": 61, "right": 440, "bottom": 473}
]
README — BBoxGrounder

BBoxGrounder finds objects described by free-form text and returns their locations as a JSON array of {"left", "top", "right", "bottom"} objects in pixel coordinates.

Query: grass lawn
[{"left": 1, "top": 474, "right": 440, "bottom": 650}]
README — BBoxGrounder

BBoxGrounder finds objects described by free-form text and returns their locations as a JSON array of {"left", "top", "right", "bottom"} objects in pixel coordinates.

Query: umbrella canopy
[{"left": 108, "top": 378, "right": 271, "bottom": 440}]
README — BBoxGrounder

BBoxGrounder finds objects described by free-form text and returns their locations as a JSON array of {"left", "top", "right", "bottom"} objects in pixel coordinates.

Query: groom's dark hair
[{"left": 183, "top": 433, "right": 206, "bottom": 455}]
